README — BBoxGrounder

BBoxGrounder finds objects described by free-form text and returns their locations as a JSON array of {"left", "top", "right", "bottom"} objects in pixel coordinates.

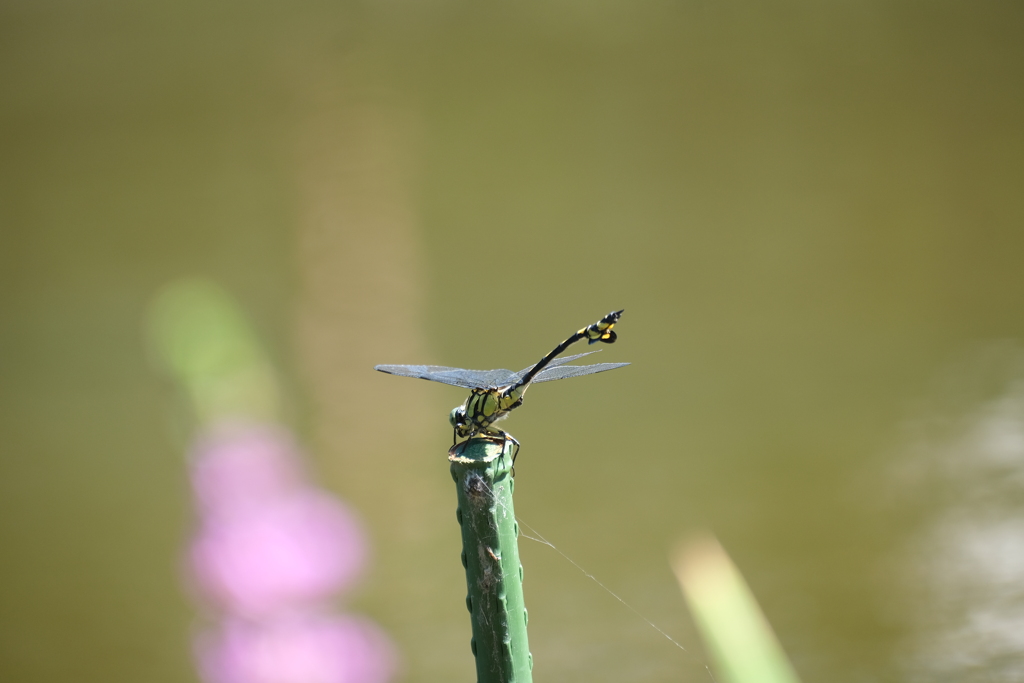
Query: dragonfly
[{"left": 374, "top": 310, "right": 627, "bottom": 465}]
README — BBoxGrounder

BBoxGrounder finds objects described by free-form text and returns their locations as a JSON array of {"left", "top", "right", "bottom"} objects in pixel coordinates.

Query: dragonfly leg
[
  {"left": 508, "top": 434, "right": 521, "bottom": 467},
  {"left": 471, "top": 429, "right": 520, "bottom": 476},
  {"left": 493, "top": 430, "right": 521, "bottom": 477}
]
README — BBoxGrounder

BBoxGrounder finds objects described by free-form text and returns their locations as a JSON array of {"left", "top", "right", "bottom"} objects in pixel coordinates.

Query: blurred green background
[{"left": 3, "top": 2, "right": 1024, "bottom": 681}]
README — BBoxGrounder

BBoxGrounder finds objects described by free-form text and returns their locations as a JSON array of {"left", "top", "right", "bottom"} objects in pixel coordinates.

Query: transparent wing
[
  {"left": 514, "top": 350, "right": 602, "bottom": 382},
  {"left": 376, "top": 351, "right": 621, "bottom": 389},
  {"left": 374, "top": 364, "right": 520, "bottom": 389},
  {"left": 530, "top": 362, "right": 630, "bottom": 383}
]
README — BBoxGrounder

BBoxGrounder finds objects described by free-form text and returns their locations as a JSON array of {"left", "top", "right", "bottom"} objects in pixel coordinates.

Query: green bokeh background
[{"left": 3, "top": 2, "right": 1023, "bottom": 682}]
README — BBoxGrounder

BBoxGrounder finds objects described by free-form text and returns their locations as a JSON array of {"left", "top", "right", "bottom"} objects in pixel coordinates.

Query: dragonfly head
[{"left": 450, "top": 405, "right": 470, "bottom": 436}]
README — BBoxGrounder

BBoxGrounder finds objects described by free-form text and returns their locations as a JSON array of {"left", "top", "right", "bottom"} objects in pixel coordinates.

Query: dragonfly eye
[{"left": 449, "top": 406, "right": 467, "bottom": 429}]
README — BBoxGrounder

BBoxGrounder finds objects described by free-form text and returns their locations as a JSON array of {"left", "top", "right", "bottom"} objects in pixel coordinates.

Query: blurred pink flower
[
  {"left": 185, "top": 421, "right": 395, "bottom": 682},
  {"left": 196, "top": 614, "right": 397, "bottom": 683},
  {"left": 190, "top": 491, "right": 367, "bottom": 617},
  {"left": 190, "top": 424, "right": 308, "bottom": 518}
]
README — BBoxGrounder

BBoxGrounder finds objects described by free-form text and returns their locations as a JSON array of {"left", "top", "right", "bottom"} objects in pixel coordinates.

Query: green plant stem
[{"left": 449, "top": 438, "right": 533, "bottom": 683}]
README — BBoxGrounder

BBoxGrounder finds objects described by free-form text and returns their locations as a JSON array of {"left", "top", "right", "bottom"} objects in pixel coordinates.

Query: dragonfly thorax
[{"left": 450, "top": 385, "right": 526, "bottom": 439}]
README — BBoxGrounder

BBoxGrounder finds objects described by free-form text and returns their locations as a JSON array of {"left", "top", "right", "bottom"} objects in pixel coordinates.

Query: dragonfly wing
[
  {"left": 514, "top": 350, "right": 602, "bottom": 382},
  {"left": 529, "top": 362, "right": 630, "bottom": 383},
  {"left": 374, "top": 364, "right": 480, "bottom": 388},
  {"left": 465, "top": 368, "right": 526, "bottom": 389},
  {"left": 374, "top": 364, "right": 520, "bottom": 389}
]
